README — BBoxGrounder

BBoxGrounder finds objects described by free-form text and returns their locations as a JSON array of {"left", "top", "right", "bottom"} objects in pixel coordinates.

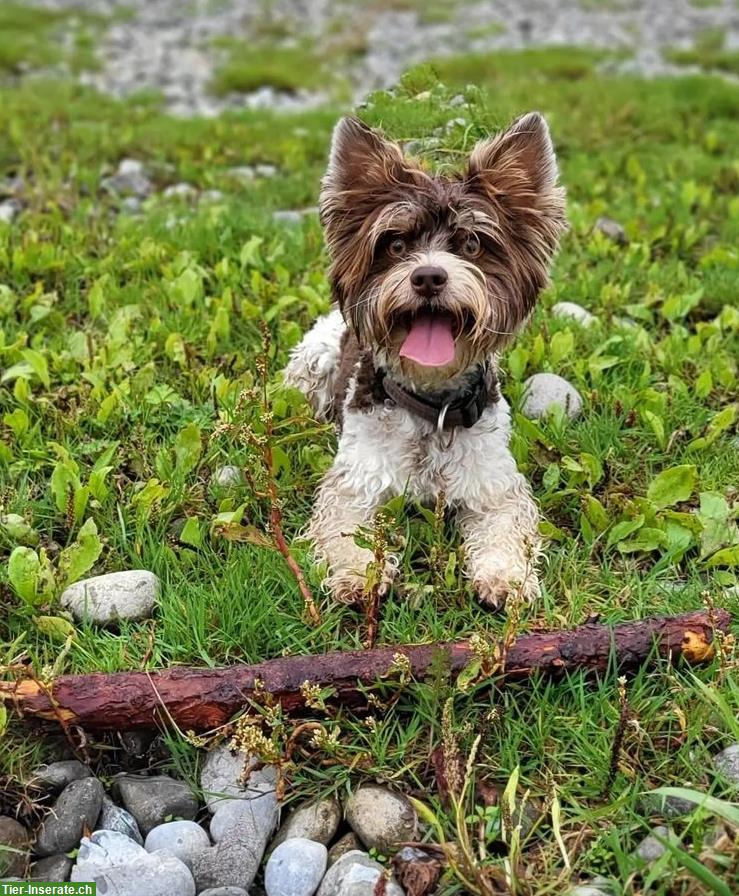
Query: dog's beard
[{"left": 349, "top": 251, "right": 498, "bottom": 389}]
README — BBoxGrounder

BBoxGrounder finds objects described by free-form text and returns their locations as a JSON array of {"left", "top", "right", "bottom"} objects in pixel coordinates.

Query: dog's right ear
[{"left": 322, "top": 117, "right": 410, "bottom": 200}]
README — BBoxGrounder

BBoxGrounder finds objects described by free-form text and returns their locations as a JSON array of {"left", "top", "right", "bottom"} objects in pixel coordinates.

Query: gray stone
[
  {"left": 31, "top": 760, "right": 91, "bottom": 794},
  {"left": 31, "top": 854, "right": 73, "bottom": 881},
  {"left": 212, "top": 465, "right": 244, "bottom": 488},
  {"left": 209, "top": 793, "right": 278, "bottom": 845},
  {"left": 191, "top": 840, "right": 262, "bottom": 893},
  {"left": 201, "top": 190, "right": 225, "bottom": 203},
  {"left": 227, "top": 166, "right": 255, "bottom": 182},
  {"left": 97, "top": 796, "right": 143, "bottom": 845},
  {"left": 327, "top": 832, "right": 361, "bottom": 867},
  {"left": 199, "top": 890, "right": 249, "bottom": 896},
  {"left": 255, "top": 164, "right": 278, "bottom": 178},
  {"left": 272, "top": 210, "right": 304, "bottom": 224},
  {"left": 641, "top": 790, "right": 704, "bottom": 818},
  {"left": 270, "top": 798, "right": 341, "bottom": 851},
  {"left": 163, "top": 182, "right": 197, "bottom": 198},
  {"left": 595, "top": 216, "right": 628, "bottom": 245},
  {"left": 144, "top": 820, "right": 210, "bottom": 868},
  {"left": 0, "top": 817, "right": 28, "bottom": 878},
  {"left": 316, "top": 850, "right": 404, "bottom": 896},
  {"left": 521, "top": 373, "right": 583, "bottom": 421},
  {"left": 0, "top": 200, "right": 21, "bottom": 224},
  {"left": 344, "top": 786, "right": 417, "bottom": 854},
  {"left": 714, "top": 743, "right": 739, "bottom": 788},
  {"left": 35, "top": 778, "right": 104, "bottom": 857},
  {"left": 117, "top": 774, "right": 198, "bottom": 835},
  {"left": 265, "top": 837, "right": 327, "bottom": 896},
  {"left": 72, "top": 831, "right": 195, "bottom": 895},
  {"left": 61, "top": 570, "right": 160, "bottom": 624},
  {"left": 119, "top": 196, "right": 142, "bottom": 214},
  {"left": 449, "top": 94, "right": 466, "bottom": 106},
  {"left": 551, "top": 301, "right": 597, "bottom": 327},
  {"left": 200, "top": 745, "right": 277, "bottom": 812},
  {"left": 102, "top": 159, "right": 153, "bottom": 198},
  {"left": 633, "top": 825, "right": 671, "bottom": 863}
]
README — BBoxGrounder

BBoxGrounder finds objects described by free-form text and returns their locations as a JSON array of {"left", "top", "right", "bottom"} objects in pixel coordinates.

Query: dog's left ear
[{"left": 466, "top": 111, "right": 562, "bottom": 202}]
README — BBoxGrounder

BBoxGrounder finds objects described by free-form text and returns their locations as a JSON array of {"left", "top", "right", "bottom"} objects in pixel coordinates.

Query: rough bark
[{"left": 0, "top": 609, "right": 728, "bottom": 732}]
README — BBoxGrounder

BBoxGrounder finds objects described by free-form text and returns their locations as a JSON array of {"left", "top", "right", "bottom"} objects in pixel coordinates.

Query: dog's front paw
[
  {"left": 474, "top": 572, "right": 540, "bottom": 612},
  {"left": 326, "top": 572, "right": 393, "bottom": 606}
]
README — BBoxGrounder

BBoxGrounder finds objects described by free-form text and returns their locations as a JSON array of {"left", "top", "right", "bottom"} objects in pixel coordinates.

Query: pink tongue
[{"left": 399, "top": 312, "right": 456, "bottom": 367}]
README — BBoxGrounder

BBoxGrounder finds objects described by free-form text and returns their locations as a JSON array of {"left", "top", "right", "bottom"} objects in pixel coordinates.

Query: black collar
[{"left": 378, "top": 363, "right": 491, "bottom": 430}]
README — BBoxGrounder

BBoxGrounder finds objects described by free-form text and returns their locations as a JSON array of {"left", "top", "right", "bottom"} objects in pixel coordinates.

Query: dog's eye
[
  {"left": 461, "top": 233, "right": 482, "bottom": 258},
  {"left": 388, "top": 237, "right": 407, "bottom": 257}
]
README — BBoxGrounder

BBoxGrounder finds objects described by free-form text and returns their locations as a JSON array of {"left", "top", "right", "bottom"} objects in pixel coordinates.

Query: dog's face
[{"left": 320, "top": 113, "right": 567, "bottom": 388}]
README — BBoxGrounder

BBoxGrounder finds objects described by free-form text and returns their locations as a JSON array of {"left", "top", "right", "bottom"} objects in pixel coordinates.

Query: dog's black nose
[{"left": 410, "top": 265, "right": 448, "bottom": 297}]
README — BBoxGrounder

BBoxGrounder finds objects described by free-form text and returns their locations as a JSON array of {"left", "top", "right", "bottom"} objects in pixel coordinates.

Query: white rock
[
  {"left": 227, "top": 166, "right": 255, "bottom": 181},
  {"left": 634, "top": 825, "right": 671, "bottom": 863},
  {"left": 163, "top": 182, "right": 196, "bottom": 198},
  {"left": 144, "top": 820, "right": 210, "bottom": 868},
  {"left": 317, "top": 851, "right": 404, "bottom": 896},
  {"left": 344, "top": 785, "right": 417, "bottom": 853},
  {"left": 521, "top": 373, "right": 583, "bottom": 421},
  {"left": 270, "top": 798, "right": 341, "bottom": 850},
  {"left": 200, "top": 745, "right": 277, "bottom": 811},
  {"left": 210, "top": 793, "right": 278, "bottom": 844},
  {"left": 212, "top": 465, "right": 244, "bottom": 488},
  {"left": 551, "top": 301, "right": 597, "bottom": 327},
  {"left": 265, "top": 837, "right": 327, "bottom": 896},
  {"left": 0, "top": 200, "right": 21, "bottom": 223},
  {"left": 73, "top": 829, "right": 147, "bottom": 873},
  {"left": 255, "top": 164, "right": 278, "bottom": 178},
  {"left": 201, "top": 190, "right": 225, "bottom": 203},
  {"left": 118, "top": 159, "right": 144, "bottom": 176},
  {"left": 73, "top": 844, "right": 196, "bottom": 896},
  {"left": 60, "top": 570, "right": 160, "bottom": 624},
  {"left": 714, "top": 743, "right": 739, "bottom": 788}
]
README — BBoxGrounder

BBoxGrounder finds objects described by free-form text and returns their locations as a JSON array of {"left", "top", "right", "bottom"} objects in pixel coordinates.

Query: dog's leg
[
  {"left": 307, "top": 464, "right": 397, "bottom": 605},
  {"left": 457, "top": 475, "right": 541, "bottom": 611},
  {"left": 283, "top": 308, "right": 345, "bottom": 421}
]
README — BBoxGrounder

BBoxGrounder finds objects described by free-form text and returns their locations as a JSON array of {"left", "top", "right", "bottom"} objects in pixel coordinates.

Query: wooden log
[{"left": 0, "top": 609, "right": 729, "bottom": 732}]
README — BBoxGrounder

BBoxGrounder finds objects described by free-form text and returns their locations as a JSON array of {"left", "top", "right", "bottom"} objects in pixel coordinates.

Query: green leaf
[
  {"left": 8, "top": 546, "right": 40, "bottom": 604},
  {"left": 706, "top": 546, "right": 739, "bottom": 568},
  {"left": 58, "top": 518, "right": 103, "bottom": 587},
  {"left": 457, "top": 657, "right": 482, "bottom": 692},
  {"left": 550, "top": 329, "right": 574, "bottom": 367},
  {"left": 0, "top": 513, "right": 39, "bottom": 546},
  {"left": 21, "top": 348, "right": 51, "bottom": 389},
  {"left": 649, "top": 787, "right": 739, "bottom": 827},
  {"left": 50, "top": 460, "right": 79, "bottom": 514},
  {"left": 34, "top": 615, "right": 76, "bottom": 642},
  {"left": 617, "top": 527, "right": 666, "bottom": 553},
  {"left": 0, "top": 704, "right": 6, "bottom": 737},
  {"left": 607, "top": 515, "right": 645, "bottom": 548},
  {"left": 174, "top": 423, "right": 202, "bottom": 475},
  {"left": 582, "top": 495, "right": 609, "bottom": 534},
  {"left": 646, "top": 465, "right": 697, "bottom": 510},
  {"left": 179, "top": 518, "right": 202, "bottom": 547}
]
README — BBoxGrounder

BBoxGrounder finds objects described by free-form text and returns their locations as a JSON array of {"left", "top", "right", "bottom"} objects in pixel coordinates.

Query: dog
[{"left": 285, "top": 112, "right": 566, "bottom": 609}]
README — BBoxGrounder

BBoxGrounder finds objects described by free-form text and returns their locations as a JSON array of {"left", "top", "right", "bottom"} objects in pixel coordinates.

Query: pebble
[
  {"left": 119, "top": 196, "right": 143, "bottom": 213},
  {"left": 209, "top": 793, "right": 279, "bottom": 845},
  {"left": 72, "top": 831, "right": 196, "bottom": 896},
  {"left": 163, "top": 182, "right": 197, "bottom": 198},
  {"left": 31, "top": 854, "right": 73, "bottom": 881},
  {"left": 265, "top": 837, "right": 327, "bottom": 896},
  {"left": 35, "top": 778, "right": 104, "bottom": 857},
  {"left": 190, "top": 840, "right": 262, "bottom": 893},
  {"left": 201, "top": 189, "right": 225, "bottom": 202},
  {"left": 144, "top": 820, "right": 210, "bottom": 868},
  {"left": 199, "top": 890, "right": 249, "bottom": 896},
  {"left": 97, "top": 796, "right": 144, "bottom": 845},
  {"left": 595, "top": 216, "right": 628, "bottom": 245},
  {"left": 200, "top": 745, "right": 277, "bottom": 811},
  {"left": 327, "top": 832, "right": 361, "bottom": 866},
  {"left": 0, "top": 200, "right": 21, "bottom": 224},
  {"left": 714, "top": 743, "right": 739, "bottom": 788},
  {"left": 344, "top": 785, "right": 418, "bottom": 853},
  {"left": 633, "top": 825, "right": 671, "bottom": 863},
  {"left": 227, "top": 166, "right": 256, "bottom": 181},
  {"left": 316, "top": 850, "right": 404, "bottom": 896},
  {"left": 641, "top": 790, "right": 703, "bottom": 818},
  {"left": 60, "top": 570, "right": 161, "bottom": 625},
  {"left": 551, "top": 301, "right": 597, "bottom": 327},
  {"left": 212, "top": 465, "right": 244, "bottom": 488},
  {"left": 102, "top": 158, "right": 154, "bottom": 198},
  {"left": 449, "top": 93, "right": 466, "bottom": 106},
  {"left": 255, "top": 163, "right": 278, "bottom": 178},
  {"left": 117, "top": 774, "right": 198, "bottom": 835},
  {"left": 521, "top": 373, "right": 583, "bottom": 421},
  {"left": 0, "top": 816, "right": 28, "bottom": 878},
  {"left": 270, "top": 797, "right": 341, "bottom": 851},
  {"left": 273, "top": 209, "right": 306, "bottom": 223},
  {"left": 31, "top": 759, "right": 91, "bottom": 793}
]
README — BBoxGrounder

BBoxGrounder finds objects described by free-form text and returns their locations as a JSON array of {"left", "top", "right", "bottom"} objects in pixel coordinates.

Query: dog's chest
[{"left": 338, "top": 398, "right": 514, "bottom": 507}]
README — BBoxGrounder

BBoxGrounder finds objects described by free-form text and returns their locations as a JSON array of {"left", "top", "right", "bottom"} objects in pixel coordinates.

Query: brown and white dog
[{"left": 285, "top": 113, "right": 566, "bottom": 609}]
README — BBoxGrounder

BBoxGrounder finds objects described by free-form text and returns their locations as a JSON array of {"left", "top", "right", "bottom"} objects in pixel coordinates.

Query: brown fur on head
[{"left": 320, "top": 113, "right": 567, "bottom": 389}]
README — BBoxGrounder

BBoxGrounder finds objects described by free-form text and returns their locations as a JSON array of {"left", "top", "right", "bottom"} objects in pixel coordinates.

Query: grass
[
  {"left": 209, "top": 38, "right": 328, "bottom": 95},
  {"left": 0, "top": 42, "right": 738, "bottom": 894},
  {"left": 0, "top": 3, "right": 105, "bottom": 76},
  {"left": 665, "top": 28, "right": 739, "bottom": 76}
]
